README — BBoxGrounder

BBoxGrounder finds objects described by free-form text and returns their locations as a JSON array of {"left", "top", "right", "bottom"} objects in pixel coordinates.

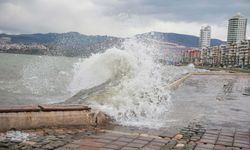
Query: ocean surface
[{"left": 0, "top": 39, "right": 200, "bottom": 128}]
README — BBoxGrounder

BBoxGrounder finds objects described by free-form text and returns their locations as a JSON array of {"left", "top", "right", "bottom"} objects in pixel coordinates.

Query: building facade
[
  {"left": 227, "top": 13, "right": 247, "bottom": 43},
  {"left": 199, "top": 40, "right": 250, "bottom": 67},
  {"left": 199, "top": 26, "right": 211, "bottom": 48},
  {"left": 182, "top": 49, "right": 201, "bottom": 65},
  {"left": 238, "top": 40, "right": 250, "bottom": 66}
]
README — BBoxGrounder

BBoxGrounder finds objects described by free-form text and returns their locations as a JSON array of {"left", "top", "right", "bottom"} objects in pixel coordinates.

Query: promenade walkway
[{"left": 0, "top": 124, "right": 250, "bottom": 150}]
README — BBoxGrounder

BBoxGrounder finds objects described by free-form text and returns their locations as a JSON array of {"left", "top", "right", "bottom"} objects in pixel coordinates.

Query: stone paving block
[
  {"left": 89, "top": 135, "right": 101, "bottom": 139},
  {"left": 221, "top": 128, "right": 235, "bottom": 132},
  {"left": 55, "top": 147, "right": 72, "bottom": 150},
  {"left": 220, "top": 130, "right": 235, "bottom": 137},
  {"left": 236, "top": 128, "right": 249, "bottom": 132},
  {"left": 137, "top": 136, "right": 154, "bottom": 141},
  {"left": 99, "top": 148, "right": 114, "bottom": 150},
  {"left": 161, "top": 140, "right": 177, "bottom": 150},
  {"left": 233, "top": 143, "right": 250, "bottom": 149},
  {"left": 235, "top": 135, "right": 249, "bottom": 139},
  {"left": 118, "top": 137, "right": 134, "bottom": 142},
  {"left": 149, "top": 141, "right": 166, "bottom": 147},
  {"left": 202, "top": 134, "right": 219, "bottom": 140},
  {"left": 185, "top": 142, "right": 196, "bottom": 150},
  {"left": 123, "top": 135, "right": 138, "bottom": 139},
  {"left": 96, "top": 139, "right": 113, "bottom": 144},
  {"left": 112, "top": 141, "right": 128, "bottom": 146},
  {"left": 133, "top": 139, "right": 149, "bottom": 144},
  {"left": 220, "top": 133, "right": 235, "bottom": 137},
  {"left": 217, "top": 139, "right": 233, "bottom": 144},
  {"left": 194, "top": 147, "right": 211, "bottom": 150},
  {"left": 104, "top": 144, "right": 121, "bottom": 149},
  {"left": 99, "top": 134, "right": 122, "bottom": 140},
  {"left": 213, "top": 145, "right": 231, "bottom": 150},
  {"left": 191, "top": 136, "right": 201, "bottom": 142},
  {"left": 101, "top": 135, "right": 120, "bottom": 140},
  {"left": 126, "top": 142, "right": 145, "bottom": 148},
  {"left": 217, "top": 140, "right": 233, "bottom": 146},
  {"left": 153, "top": 138, "right": 170, "bottom": 144},
  {"left": 200, "top": 138, "right": 217, "bottom": 144},
  {"left": 120, "top": 147, "right": 139, "bottom": 150},
  {"left": 178, "top": 139, "right": 188, "bottom": 144},
  {"left": 234, "top": 139, "right": 250, "bottom": 145},
  {"left": 219, "top": 135, "right": 233, "bottom": 139},
  {"left": 56, "top": 143, "right": 81, "bottom": 150},
  {"left": 232, "top": 148, "right": 241, "bottom": 150},
  {"left": 205, "top": 130, "right": 220, "bottom": 135},
  {"left": 141, "top": 145, "right": 162, "bottom": 150},
  {"left": 72, "top": 139, "right": 106, "bottom": 148},
  {"left": 195, "top": 143, "right": 214, "bottom": 150},
  {"left": 235, "top": 132, "right": 249, "bottom": 136},
  {"left": 77, "top": 146, "right": 98, "bottom": 150},
  {"left": 234, "top": 136, "right": 249, "bottom": 140}
]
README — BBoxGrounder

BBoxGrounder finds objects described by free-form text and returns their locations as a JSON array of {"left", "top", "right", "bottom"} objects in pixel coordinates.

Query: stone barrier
[
  {"left": 0, "top": 104, "right": 109, "bottom": 132},
  {"left": 168, "top": 73, "right": 192, "bottom": 90}
]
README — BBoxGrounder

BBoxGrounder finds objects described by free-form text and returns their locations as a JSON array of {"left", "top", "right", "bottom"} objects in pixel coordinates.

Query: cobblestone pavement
[{"left": 1, "top": 124, "right": 250, "bottom": 150}]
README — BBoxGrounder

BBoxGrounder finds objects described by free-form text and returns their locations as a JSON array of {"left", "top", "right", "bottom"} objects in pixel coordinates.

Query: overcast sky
[{"left": 0, "top": 0, "right": 249, "bottom": 40}]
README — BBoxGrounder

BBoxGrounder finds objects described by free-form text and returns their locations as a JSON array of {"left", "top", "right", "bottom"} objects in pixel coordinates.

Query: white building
[
  {"left": 227, "top": 13, "right": 247, "bottom": 43},
  {"left": 199, "top": 26, "right": 211, "bottom": 48}
]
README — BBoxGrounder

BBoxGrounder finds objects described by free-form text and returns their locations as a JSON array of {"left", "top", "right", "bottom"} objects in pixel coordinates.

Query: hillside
[{"left": 0, "top": 32, "right": 123, "bottom": 56}]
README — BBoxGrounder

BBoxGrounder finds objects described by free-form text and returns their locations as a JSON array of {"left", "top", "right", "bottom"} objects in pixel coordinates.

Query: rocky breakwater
[{"left": 0, "top": 104, "right": 110, "bottom": 132}]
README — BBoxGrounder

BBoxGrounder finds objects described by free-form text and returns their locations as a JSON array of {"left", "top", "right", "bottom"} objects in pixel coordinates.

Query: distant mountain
[
  {"left": 135, "top": 32, "right": 224, "bottom": 48},
  {"left": 0, "top": 32, "right": 115, "bottom": 44},
  {"left": 0, "top": 32, "right": 123, "bottom": 56},
  {"left": 0, "top": 31, "right": 224, "bottom": 56}
]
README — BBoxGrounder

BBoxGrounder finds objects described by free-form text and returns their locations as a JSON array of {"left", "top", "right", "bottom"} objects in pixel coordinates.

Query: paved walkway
[
  {"left": 56, "top": 126, "right": 250, "bottom": 150},
  {"left": 1, "top": 124, "right": 250, "bottom": 150}
]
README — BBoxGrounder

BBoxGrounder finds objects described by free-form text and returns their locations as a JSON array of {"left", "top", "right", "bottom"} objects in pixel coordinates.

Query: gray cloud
[
  {"left": 94, "top": 0, "right": 250, "bottom": 22},
  {"left": 0, "top": 0, "right": 249, "bottom": 40}
]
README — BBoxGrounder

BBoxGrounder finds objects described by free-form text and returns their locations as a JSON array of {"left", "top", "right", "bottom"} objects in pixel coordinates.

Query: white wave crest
[{"left": 68, "top": 39, "right": 172, "bottom": 128}]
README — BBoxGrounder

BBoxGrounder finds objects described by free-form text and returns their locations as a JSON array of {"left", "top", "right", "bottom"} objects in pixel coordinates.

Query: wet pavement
[{"left": 167, "top": 74, "right": 250, "bottom": 129}]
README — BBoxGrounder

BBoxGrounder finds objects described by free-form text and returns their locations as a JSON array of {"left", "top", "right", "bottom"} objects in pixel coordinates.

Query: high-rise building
[
  {"left": 227, "top": 13, "right": 247, "bottom": 43},
  {"left": 199, "top": 26, "right": 211, "bottom": 48}
]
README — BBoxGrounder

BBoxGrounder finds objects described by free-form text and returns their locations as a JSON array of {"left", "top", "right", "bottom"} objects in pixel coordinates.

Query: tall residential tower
[
  {"left": 199, "top": 26, "right": 211, "bottom": 48},
  {"left": 227, "top": 13, "right": 247, "bottom": 43}
]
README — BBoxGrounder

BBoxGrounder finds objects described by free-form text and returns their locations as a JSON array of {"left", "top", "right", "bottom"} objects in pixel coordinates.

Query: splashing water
[
  {"left": 68, "top": 38, "right": 195, "bottom": 128},
  {"left": 188, "top": 63, "right": 195, "bottom": 68}
]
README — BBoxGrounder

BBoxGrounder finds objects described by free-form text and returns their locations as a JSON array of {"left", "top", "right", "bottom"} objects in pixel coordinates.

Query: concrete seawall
[
  {"left": 0, "top": 104, "right": 109, "bottom": 132},
  {"left": 168, "top": 73, "right": 192, "bottom": 90}
]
